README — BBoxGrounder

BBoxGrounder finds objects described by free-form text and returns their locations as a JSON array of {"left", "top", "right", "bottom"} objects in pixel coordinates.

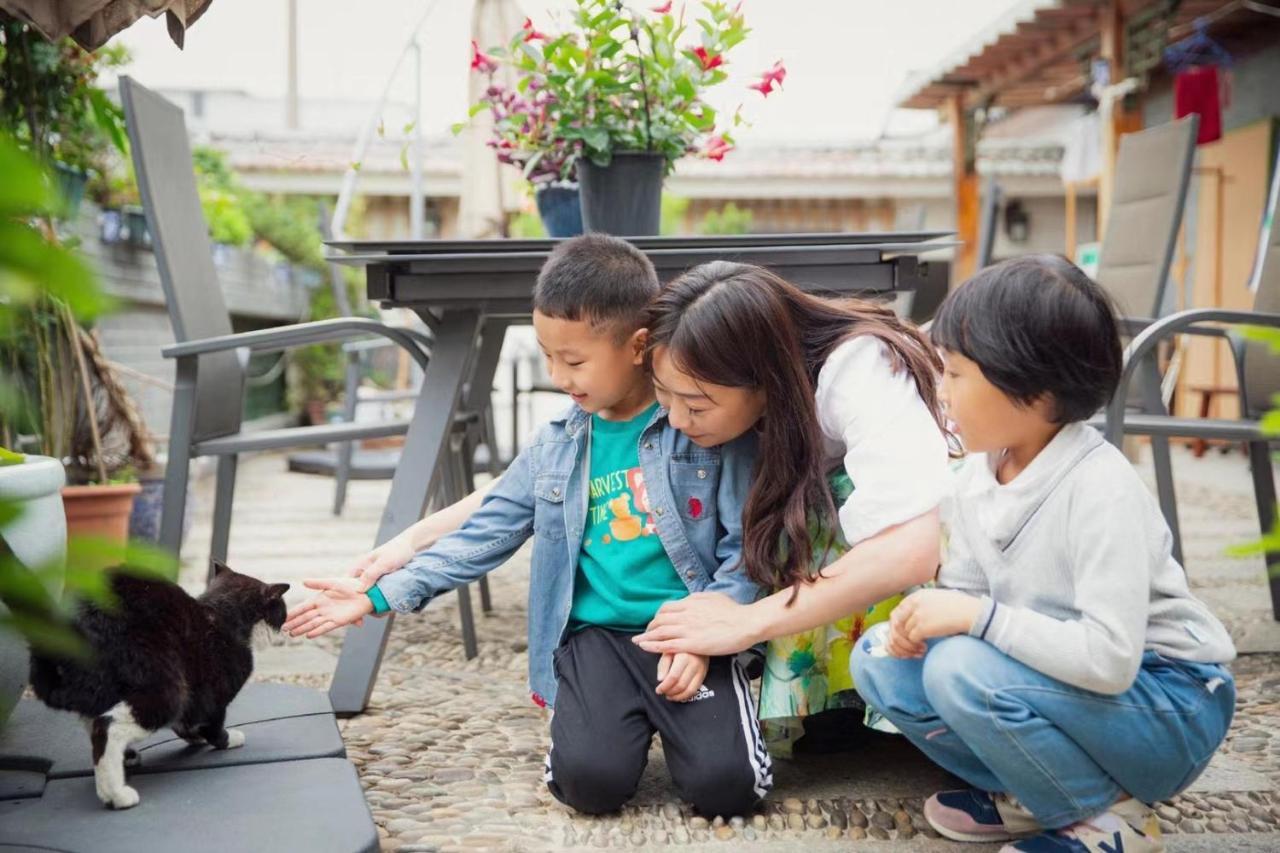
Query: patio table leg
[{"left": 328, "top": 309, "right": 483, "bottom": 715}]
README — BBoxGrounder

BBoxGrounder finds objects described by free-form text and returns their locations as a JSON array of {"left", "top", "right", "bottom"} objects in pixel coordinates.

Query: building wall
[{"left": 906, "top": 194, "right": 1098, "bottom": 263}]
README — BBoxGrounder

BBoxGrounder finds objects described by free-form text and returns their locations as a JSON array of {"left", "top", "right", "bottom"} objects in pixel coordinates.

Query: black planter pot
[
  {"left": 577, "top": 151, "right": 664, "bottom": 237},
  {"left": 534, "top": 184, "right": 584, "bottom": 237}
]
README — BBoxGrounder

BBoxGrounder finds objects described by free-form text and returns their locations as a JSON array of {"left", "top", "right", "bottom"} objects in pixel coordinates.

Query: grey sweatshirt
[{"left": 939, "top": 423, "right": 1236, "bottom": 695}]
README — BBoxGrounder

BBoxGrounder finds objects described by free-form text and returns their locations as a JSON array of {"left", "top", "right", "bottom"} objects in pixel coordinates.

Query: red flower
[
  {"left": 692, "top": 45, "right": 724, "bottom": 71},
  {"left": 530, "top": 692, "right": 547, "bottom": 708},
  {"left": 704, "top": 134, "right": 734, "bottom": 161},
  {"left": 761, "top": 59, "right": 787, "bottom": 87},
  {"left": 522, "top": 17, "right": 549, "bottom": 42},
  {"left": 687, "top": 497, "right": 704, "bottom": 518},
  {"left": 651, "top": 1, "right": 673, "bottom": 12},
  {"left": 748, "top": 78, "right": 773, "bottom": 97},
  {"left": 470, "top": 40, "right": 499, "bottom": 74}
]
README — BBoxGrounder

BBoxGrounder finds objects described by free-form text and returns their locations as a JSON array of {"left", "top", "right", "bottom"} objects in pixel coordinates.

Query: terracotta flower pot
[{"left": 62, "top": 482, "right": 141, "bottom": 544}]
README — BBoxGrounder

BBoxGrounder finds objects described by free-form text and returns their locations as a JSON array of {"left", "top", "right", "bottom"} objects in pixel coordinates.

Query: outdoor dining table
[{"left": 322, "top": 231, "right": 954, "bottom": 715}]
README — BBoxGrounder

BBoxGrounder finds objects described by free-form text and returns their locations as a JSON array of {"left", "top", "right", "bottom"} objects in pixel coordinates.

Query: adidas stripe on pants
[{"left": 544, "top": 626, "right": 772, "bottom": 817}]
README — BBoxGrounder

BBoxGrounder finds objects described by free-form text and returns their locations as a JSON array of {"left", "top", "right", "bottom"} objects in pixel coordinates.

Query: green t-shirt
[{"left": 568, "top": 402, "right": 687, "bottom": 632}]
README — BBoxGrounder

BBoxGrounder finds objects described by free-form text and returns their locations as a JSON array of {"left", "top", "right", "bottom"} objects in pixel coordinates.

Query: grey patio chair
[
  {"left": 120, "top": 77, "right": 491, "bottom": 657},
  {"left": 288, "top": 207, "right": 500, "bottom": 523},
  {"left": 1095, "top": 116, "right": 1200, "bottom": 331},
  {"left": 1101, "top": 140, "right": 1280, "bottom": 620},
  {"left": 1090, "top": 116, "right": 1200, "bottom": 560}
]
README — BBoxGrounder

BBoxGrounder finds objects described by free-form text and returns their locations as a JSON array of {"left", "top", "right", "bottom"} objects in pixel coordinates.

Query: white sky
[{"left": 112, "top": 0, "right": 1022, "bottom": 143}]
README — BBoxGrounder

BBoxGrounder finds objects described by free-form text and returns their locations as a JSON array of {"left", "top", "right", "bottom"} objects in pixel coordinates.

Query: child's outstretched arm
[
  {"left": 346, "top": 478, "right": 502, "bottom": 589},
  {"left": 283, "top": 577, "right": 372, "bottom": 638},
  {"left": 285, "top": 445, "right": 537, "bottom": 637}
]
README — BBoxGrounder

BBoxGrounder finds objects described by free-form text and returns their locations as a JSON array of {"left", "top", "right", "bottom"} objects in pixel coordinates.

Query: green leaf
[
  {"left": 0, "top": 612, "right": 90, "bottom": 661},
  {"left": 583, "top": 127, "right": 609, "bottom": 152},
  {"left": 0, "top": 135, "right": 57, "bottom": 216},
  {"left": 87, "top": 88, "right": 129, "bottom": 156},
  {"left": 399, "top": 144, "right": 410, "bottom": 172},
  {"left": 521, "top": 150, "right": 546, "bottom": 179},
  {"left": 450, "top": 121, "right": 468, "bottom": 136},
  {"left": 402, "top": 121, "right": 416, "bottom": 135},
  {"left": 0, "top": 446, "right": 24, "bottom": 465},
  {"left": 377, "top": 119, "right": 385, "bottom": 137},
  {"left": 1242, "top": 325, "right": 1280, "bottom": 354},
  {"left": 0, "top": 220, "right": 113, "bottom": 321},
  {"left": 1261, "top": 409, "right": 1280, "bottom": 437}
]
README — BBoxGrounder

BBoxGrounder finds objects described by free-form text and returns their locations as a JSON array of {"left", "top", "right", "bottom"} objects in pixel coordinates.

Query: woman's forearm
[
  {"left": 748, "top": 509, "right": 940, "bottom": 643},
  {"left": 402, "top": 476, "right": 501, "bottom": 551}
]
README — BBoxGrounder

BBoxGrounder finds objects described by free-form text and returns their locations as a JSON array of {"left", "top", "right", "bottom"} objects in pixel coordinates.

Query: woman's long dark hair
[{"left": 646, "top": 261, "right": 948, "bottom": 594}]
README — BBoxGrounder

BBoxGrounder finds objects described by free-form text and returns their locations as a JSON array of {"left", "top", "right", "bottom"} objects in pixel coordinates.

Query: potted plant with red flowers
[{"left": 464, "top": 0, "right": 784, "bottom": 237}]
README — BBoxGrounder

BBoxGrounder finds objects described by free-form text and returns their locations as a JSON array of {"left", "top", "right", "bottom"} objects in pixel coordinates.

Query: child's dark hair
[
  {"left": 646, "top": 261, "right": 949, "bottom": 594},
  {"left": 533, "top": 233, "right": 660, "bottom": 339},
  {"left": 931, "top": 254, "right": 1123, "bottom": 423}
]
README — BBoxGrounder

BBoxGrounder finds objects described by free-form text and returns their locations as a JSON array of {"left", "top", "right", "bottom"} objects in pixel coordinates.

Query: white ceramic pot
[{"left": 0, "top": 455, "right": 68, "bottom": 727}]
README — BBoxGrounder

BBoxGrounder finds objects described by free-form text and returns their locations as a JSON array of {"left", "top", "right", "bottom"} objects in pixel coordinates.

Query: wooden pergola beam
[
  {"left": 966, "top": 19, "right": 1098, "bottom": 107},
  {"left": 948, "top": 93, "right": 980, "bottom": 287}
]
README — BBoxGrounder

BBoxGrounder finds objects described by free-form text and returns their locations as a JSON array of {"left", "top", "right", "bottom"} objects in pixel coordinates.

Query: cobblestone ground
[{"left": 182, "top": 447, "right": 1280, "bottom": 851}]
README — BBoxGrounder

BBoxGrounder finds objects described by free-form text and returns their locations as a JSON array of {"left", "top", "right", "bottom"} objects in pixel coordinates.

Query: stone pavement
[{"left": 177, "top": 443, "right": 1280, "bottom": 852}]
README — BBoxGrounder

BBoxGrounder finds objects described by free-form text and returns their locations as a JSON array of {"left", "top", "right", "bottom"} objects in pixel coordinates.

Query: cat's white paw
[
  {"left": 224, "top": 729, "right": 245, "bottom": 749},
  {"left": 107, "top": 785, "right": 140, "bottom": 810}
]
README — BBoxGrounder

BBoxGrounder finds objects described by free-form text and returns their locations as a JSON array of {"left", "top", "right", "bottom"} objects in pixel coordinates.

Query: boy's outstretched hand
[
  {"left": 283, "top": 577, "right": 376, "bottom": 639},
  {"left": 655, "top": 652, "right": 709, "bottom": 702}
]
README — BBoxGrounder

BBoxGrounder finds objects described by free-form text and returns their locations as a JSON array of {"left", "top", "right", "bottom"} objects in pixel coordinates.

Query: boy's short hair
[
  {"left": 932, "top": 254, "right": 1122, "bottom": 423},
  {"left": 533, "top": 234, "right": 660, "bottom": 339}
]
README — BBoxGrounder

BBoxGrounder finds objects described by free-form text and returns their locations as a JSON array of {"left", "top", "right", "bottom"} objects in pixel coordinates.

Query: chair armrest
[
  {"left": 1103, "top": 308, "right": 1280, "bottom": 445},
  {"left": 1120, "top": 316, "right": 1228, "bottom": 339},
  {"left": 341, "top": 326, "right": 434, "bottom": 355},
  {"left": 162, "top": 318, "right": 430, "bottom": 371}
]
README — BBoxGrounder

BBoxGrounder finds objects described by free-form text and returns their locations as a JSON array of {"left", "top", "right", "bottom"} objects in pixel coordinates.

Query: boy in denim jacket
[{"left": 286, "top": 234, "right": 770, "bottom": 818}]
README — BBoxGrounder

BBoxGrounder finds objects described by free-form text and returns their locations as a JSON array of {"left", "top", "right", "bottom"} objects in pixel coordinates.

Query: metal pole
[
  {"left": 411, "top": 38, "right": 425, "bottom": 240},
  {"left": 286, "top": 0, "right": 299, "bottom": 130}
]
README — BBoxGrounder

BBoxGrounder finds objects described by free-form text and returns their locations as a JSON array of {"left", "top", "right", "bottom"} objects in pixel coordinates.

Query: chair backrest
[
  {"left": 1240, "top": 138, "right": 1280, "bottom": 418},
  {"left": 1094, "top": 116, "right": 1199, "bottom": 319},
  {"left": 976, "top": 177, "right": 1003, "bottom": 270},
  {"left": 120, "top": 77, "right": 245, "bottom": 441}
]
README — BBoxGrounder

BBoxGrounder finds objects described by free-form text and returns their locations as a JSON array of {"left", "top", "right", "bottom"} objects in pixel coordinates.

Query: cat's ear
[
  {"left": 266, "top": 583, "right": 290, "bottom": 598},
  {"left": 210, "top": 559, "right": 232, "bottom": 578}
]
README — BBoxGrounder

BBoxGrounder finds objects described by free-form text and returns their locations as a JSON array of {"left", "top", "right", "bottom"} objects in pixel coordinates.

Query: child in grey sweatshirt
[{"left": 851, "top": 255, "right": 1236, "bottom": 853}]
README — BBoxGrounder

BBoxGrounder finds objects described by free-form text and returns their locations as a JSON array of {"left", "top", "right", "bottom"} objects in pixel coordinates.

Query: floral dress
[{"left": 757, "top": 471, "right": 904, "bottom": 756}]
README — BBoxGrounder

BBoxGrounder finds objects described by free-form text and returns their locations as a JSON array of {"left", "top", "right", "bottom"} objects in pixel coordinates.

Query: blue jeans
[{"left": 850, "top": 628, "right": 1235, "bottom": 828}]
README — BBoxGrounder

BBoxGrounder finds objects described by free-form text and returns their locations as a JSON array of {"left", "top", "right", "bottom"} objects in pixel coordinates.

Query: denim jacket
[{"left": 375, "top": 403, "right": 761, "bottom": 707}]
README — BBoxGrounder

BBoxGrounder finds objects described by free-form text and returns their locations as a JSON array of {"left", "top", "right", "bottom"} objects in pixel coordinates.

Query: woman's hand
[
  {"left": 891, "top": 589, "right": 982, "bottom": 646},
  {"left": 632, "top": 592, "right": 761, "bottom": 657},
  {"left": 348, "top": 534, "right": 417, "bottom": 590},
  {"left": 655, "top": 652, "right": 710, "bottom": 702},
  {"left": 283, "top": 577, "right": 375, "bottom": 639}
]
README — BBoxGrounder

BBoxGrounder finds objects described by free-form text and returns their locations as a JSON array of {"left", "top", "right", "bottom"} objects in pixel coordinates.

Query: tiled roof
[{"left": 213, "top": 105, "right": 1080, "bottom": 185}]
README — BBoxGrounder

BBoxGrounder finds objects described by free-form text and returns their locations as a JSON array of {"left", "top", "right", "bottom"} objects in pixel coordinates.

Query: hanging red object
[{"left": 1174, "top": 64, "right": 1225, "bottom": 145}]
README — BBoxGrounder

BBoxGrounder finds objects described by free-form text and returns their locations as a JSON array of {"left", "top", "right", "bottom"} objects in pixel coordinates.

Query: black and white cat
[{"left": 28, "top": 561, "right": 289, "bottom": 809}]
